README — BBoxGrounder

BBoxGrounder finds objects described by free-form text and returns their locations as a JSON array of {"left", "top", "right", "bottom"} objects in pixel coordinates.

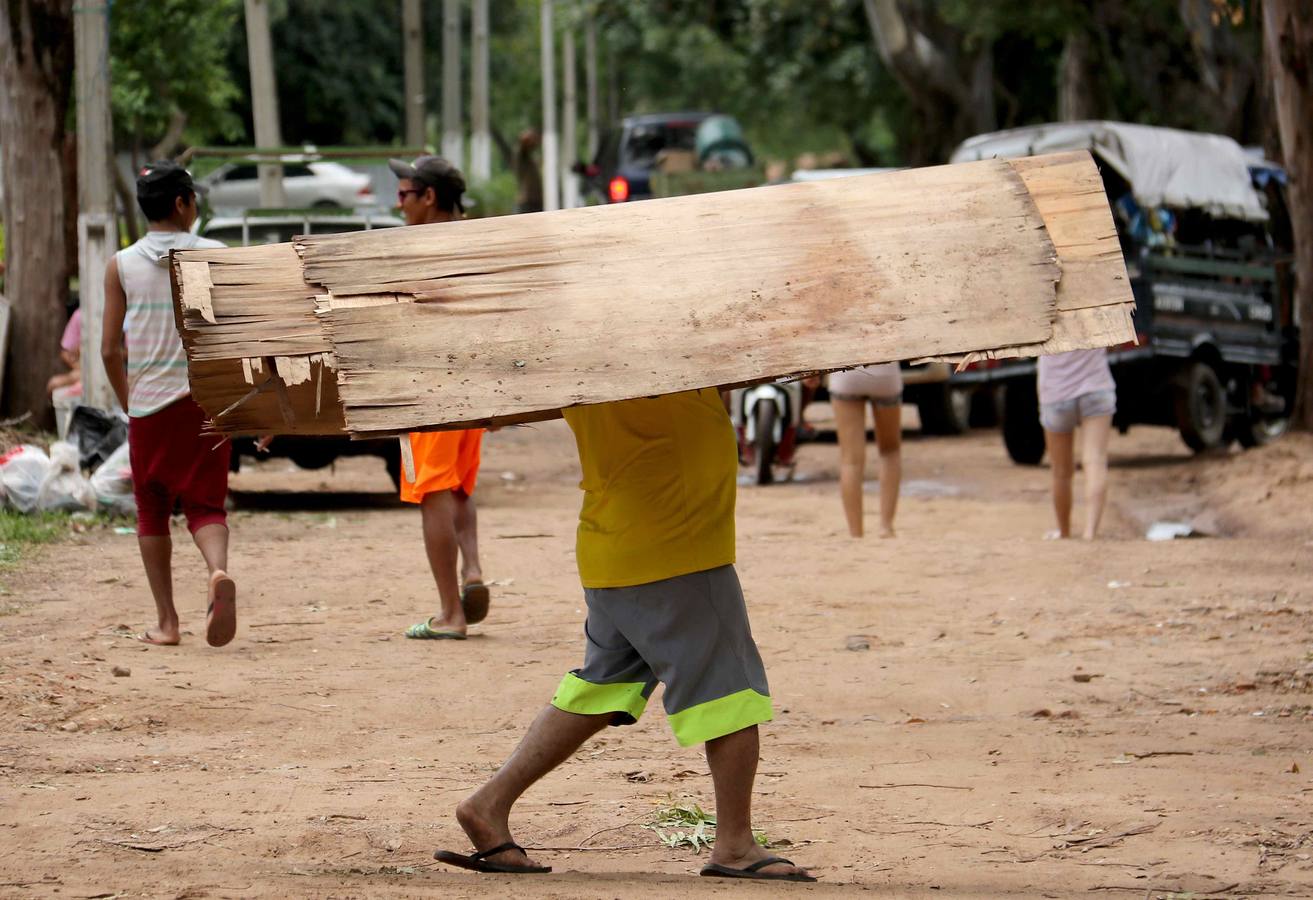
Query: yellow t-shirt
[{"left": 562, "top": 388, "right": 737, "bottom": 589}]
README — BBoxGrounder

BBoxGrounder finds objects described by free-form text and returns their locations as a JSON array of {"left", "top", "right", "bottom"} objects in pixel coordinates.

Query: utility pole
[
  {"left": 585, "top": 16, "right": 599, "bottom": 160},
  {"left": 244, "top": 0, "right": 286, "bottom": 207},
  {"left": 442, "top": 0, "right": 464, "bottom": 167},
  {"left": 561, "top": 21, "right": 578, "bottom": 208},
  {"left": 402, "top": 0, "right": 426, "bottom": 147},
  {"left": 74, "top": 0, "right": 117, "bottom": 410},
  {"left": 470, "top": 0, "right": 491, "bottom": 181},
  {"left": 541, "top": 0, "right": 560, "bottom": 211}
]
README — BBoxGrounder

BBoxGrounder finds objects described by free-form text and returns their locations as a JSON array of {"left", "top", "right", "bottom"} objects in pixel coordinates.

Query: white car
[
  {"left": 199, "top": 210, "right": 403, "bottom": 247},
  {"left": 200, "top": 160, "right": 377, "bottom": 211}
]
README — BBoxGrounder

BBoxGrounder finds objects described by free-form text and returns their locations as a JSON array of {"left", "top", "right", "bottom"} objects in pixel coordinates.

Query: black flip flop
[
  {"left": 460, "top": 582, "right": 491, "bottom": 625},
  {"left": 433, "top": 841, "right": 551, "bottom": 874},
  {"left": 700, "top": 856, "right": 817, "bottom": 882}
]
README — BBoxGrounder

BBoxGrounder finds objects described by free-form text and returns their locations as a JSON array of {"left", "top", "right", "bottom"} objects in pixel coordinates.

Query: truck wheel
[
  {"left": 1174, "top": 361, "right": 1227, "bottom": 452},
  {"left": 917, "top": 383, "right": 971, "bottom": 435},
  {"left": 969, "top": 386, "right": 1000, "bottom": 428},
  {"left": 384, "top": 445, "right": 403, "bottom": 491},
  {"left": 754, "top": 401, "right": 777, "bottom": 485},
  {"left": 1002, "top": 377, "right": 1045, "bottom": 465}
]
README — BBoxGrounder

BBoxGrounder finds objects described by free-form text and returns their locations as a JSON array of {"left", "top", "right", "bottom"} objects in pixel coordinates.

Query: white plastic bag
[
  {"left": 89, "top": 441, "right": 135, "bottom": 516},
  {"left": 0, "top": 445, "right": 52, "bottom": 513},
  {"left": 36, "top": 441, "right": 96, "bottom": 512}
]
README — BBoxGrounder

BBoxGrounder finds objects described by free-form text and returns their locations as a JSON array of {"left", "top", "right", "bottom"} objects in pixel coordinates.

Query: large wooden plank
[
  {"left": 174, "top": 151, "right": 1136, "bottom": 437},
  {"left": 303, "top": 156, "right": 1061, "bottom": 435},
  {"left": 916, "top": 151, "right": 1135, "bottom": 365}
]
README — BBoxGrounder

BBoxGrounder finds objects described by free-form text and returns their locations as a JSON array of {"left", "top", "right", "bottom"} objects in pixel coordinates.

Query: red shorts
[
  {"left": 400, "top": 429, "right": 483, "bottom": 504},
  {"left": 129, "top": 396, "right": 230, "bottom": 537}
]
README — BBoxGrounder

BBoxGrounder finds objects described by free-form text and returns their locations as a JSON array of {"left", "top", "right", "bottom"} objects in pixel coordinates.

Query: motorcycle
[{"left": 730, "top": 379, "right": 804, "bottom": 485}]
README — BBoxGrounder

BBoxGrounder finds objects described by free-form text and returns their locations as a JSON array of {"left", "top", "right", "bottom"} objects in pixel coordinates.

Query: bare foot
[
  {"left": 709, "top": 841, "right": 814, "bottom": 880},
  {"left": 453, "top": 793, "right": 542, "bottom": 869},
  {"left": 135, "top": 628, "right": 179, "bottom": 646},
  {"left": 427, "top": 614, "right": 467, "bottom": 637},
  {"left": 206, "top": 570, "right": 237, "bottom": 648},
  {"left": 879, "top": 525, "right": 896, "bottom": 538}
]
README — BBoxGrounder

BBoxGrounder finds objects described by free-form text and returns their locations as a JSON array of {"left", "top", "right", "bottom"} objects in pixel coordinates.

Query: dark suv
[{"left": 580, "top": 112, "right": 720, "bottom": 203}]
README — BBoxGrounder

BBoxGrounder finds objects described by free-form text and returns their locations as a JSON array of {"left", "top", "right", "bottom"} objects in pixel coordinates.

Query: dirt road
[{"left": 2, "top": 415, "right": 1310, "bottom": 898}]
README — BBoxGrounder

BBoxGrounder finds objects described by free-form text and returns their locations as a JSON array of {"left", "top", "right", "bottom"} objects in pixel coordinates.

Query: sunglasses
[{"left": 397, "top": 188, "right": 427, "bottom": 203}]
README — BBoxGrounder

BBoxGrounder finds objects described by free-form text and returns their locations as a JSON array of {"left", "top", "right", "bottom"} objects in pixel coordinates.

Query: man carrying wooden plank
[
  {"left": 434, "top": 388, "right": 815, "bottom": 882},
  {"left": 101, "top": 162, "right": 236, "bottom": 648},
  {"left": 388, "top": 156, "right": 492, "bottom": 640}
]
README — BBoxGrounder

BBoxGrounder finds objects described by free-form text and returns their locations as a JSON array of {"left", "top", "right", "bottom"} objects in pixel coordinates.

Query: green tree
[{"left": 110, "top": 0, "right": 245, "bottom": 159}]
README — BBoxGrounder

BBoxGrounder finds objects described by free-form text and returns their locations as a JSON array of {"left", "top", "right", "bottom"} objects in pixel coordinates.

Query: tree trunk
[
  {"left": 1264, "top": 0, "right": 1313, "bottom": 431},
  {"left": 861, "top": 0, "right": 976, "bottom": 164},
  {"left": 1058, "top": 29, "right": 1099, "bottom": 121},
  {"left": 0, "top": 0, "right": 75, "bottom": 425},
  {"left": 114, "top": 166, "right": 141, "bottom": 245}
]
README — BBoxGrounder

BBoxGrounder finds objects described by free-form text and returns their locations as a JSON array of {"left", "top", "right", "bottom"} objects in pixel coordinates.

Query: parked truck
[{"left": 947, "top": 121, "right": 1297, "bottom": 463}]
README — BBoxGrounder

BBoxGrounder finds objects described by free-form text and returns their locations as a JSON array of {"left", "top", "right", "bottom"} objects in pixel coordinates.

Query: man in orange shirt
[{"left": 390, "top": 156, "right": 490, "bottom": 639}]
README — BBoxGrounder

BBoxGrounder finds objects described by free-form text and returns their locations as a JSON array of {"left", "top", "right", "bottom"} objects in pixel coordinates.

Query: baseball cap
[
  {"left": 388, "top": 155, "right": 466, "bottom": 212},
  {"left": 136, "top": 159, "right": 205, "bottom": 200}
]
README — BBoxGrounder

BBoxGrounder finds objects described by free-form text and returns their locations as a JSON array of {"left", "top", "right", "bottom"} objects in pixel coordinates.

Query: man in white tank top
[{"left": 101, "top": 161, "right": 238, "bottom": 648}]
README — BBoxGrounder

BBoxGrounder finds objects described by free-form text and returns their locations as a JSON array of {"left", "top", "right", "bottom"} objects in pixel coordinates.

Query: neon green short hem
[
  {"left": 667, "top": 688, "right": 773, "bottom": 747},
  {"left": 551, "top": 672, "right": 649, "bottom": 722}
]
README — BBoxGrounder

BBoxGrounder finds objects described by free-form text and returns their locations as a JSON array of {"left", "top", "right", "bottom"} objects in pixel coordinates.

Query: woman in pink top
[
  {"left": 1037, "top": 348, "right": 1116, "bottom": 539},
  {"left": 45, "top": 308, "right": 83, "bottom": 395}
]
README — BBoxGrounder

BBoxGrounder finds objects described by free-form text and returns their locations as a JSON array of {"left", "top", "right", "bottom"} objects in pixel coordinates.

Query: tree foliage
[
  {"left": 100, "top": 0, "right": 1269, "bottom": 169},
  {"left": 109, "top": 0, "right": 244, "bottom": 156}
]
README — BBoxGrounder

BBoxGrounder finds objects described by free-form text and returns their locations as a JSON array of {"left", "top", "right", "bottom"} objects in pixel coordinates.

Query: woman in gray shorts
[
  {"left": 1038, "top": 348, "right": 1116, "bottom": 539},
  {"left": 828, "top": 362, "right": 902, "bottom": 538}
]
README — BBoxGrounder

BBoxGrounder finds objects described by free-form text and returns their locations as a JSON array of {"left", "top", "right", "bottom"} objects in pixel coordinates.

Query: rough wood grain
[
  {"left": 918, "top": 151, "right": 1136, "bottom": 364},
  {"left": 172, "top": 151, "right": 1135, "bottom": 437}
]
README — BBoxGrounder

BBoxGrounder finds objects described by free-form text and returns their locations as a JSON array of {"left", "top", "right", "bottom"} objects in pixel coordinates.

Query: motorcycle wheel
[{"left": 754, "top": 401, "right": 777, "bottom": 485}]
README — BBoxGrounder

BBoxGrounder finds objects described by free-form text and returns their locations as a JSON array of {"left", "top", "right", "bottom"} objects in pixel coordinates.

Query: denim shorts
[{"left": 1040, "top": 389, "right": 1116, "bottom": 433}]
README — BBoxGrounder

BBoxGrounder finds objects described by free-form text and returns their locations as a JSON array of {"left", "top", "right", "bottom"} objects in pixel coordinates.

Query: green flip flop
[{"left": 405, "top": 619, "right": 467, "bottom": 640}]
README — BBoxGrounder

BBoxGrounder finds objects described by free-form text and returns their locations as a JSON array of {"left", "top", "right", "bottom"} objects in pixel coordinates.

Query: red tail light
[
  {"left": 608, "top": 176, "right": 630, "bottom": 202},
  {"left": 357, "top": 186, "right": 372, "bottom": 196}
]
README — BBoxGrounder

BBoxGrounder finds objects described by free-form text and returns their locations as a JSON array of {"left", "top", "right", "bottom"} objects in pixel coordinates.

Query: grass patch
[
  {"left": 0, "top": 509, "right": 71, "bottom": 571},
  {"left": 644, "top": 797, "right": 768, "bottom": 853},
  {"left": 0, "top": 508, "right": 130, "bottom": 577}
]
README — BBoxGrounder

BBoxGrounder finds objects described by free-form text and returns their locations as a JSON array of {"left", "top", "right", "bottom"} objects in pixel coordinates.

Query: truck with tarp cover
[{"left": 947, "top": 121, "right": 1297, "bottom": 462}]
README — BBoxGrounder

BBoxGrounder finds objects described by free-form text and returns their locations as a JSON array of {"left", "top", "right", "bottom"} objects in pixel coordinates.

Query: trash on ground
[{"left": 1146, "top": 521, "right": 1201, "bottom": 541}]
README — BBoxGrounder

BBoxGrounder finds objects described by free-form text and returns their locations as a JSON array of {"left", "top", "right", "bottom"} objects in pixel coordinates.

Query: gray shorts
[
  {"left": 551, "top": 564, "right": 772, "bottom": 747},
  {"left": 1040, "top": 389, "right": 1116, "bottom": 433}
]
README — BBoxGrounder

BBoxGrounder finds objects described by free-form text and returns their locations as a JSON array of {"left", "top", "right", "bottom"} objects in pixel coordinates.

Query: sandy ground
[{"left": 2, "top": 410, "right": 1311, "bottom": 899}]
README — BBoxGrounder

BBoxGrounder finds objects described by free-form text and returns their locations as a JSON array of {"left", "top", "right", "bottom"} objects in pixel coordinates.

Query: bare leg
[
  {"left": 192, "top": 523, "right": 229, "bottom": 575},
  {"left": 705, "top": 726, "right": 812, "bottom": 878},
  {"left": 193, "top": 523, "right": 236, "bottom": 647},
  {"left": 1046, "top": 428, "right": 1075, "bottom": 538},
  {"left": 872, "top": 402, "right": 902, "bottom": 538},
  {"left": 138, "top": 535, "right": 179, "bottom": 644},
  {"left": 452, "top": 490, "right": 483, "bottom": 585},
  {"left": 832, "top": 397, "right": 867, "bottom": 537},
  {"left": 1079, "top": 414, "right": 1113, "bottom": 539},
  {"left": 420, "top": 489, "right": 466, "bottom": 634},
  {"left": 454, "top": 705, "right": 610, "bottom": 868}
]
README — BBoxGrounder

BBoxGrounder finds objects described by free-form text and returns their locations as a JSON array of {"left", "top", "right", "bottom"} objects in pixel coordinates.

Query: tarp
[{"left": 951, "top": 121, "right": 1268, "bottom": 222}]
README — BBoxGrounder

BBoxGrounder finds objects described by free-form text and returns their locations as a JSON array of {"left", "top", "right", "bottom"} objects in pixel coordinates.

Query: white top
[
  {"left": 117, "top": 231, "right": 225, "bottom": 417},
  {"left": 1037, "top": 348, "right": 1116, "bottom": 406}
]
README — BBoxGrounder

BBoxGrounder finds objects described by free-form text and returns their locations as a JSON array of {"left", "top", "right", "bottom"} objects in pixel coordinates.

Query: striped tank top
[{"left": 116, "top": 231, "right": 224, "bottom": 417}]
